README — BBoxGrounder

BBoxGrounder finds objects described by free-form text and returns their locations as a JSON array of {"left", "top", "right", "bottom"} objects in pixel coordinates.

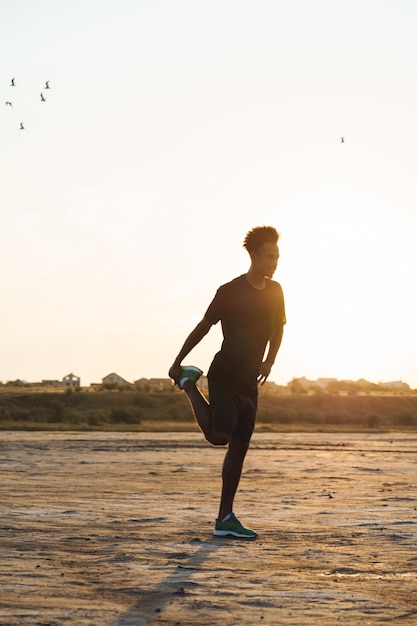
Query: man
[{"left": 169, "top": 226, "right": 285, "bottom": 539}]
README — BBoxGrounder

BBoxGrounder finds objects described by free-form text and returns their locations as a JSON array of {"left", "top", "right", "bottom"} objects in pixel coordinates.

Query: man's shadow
[{"left": 113, "top": 536, "right": 224, "bottom": 625}]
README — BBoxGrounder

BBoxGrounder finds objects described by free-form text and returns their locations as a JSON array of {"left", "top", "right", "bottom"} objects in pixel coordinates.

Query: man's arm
[
  {"left": 169, "top": 317, "right": 213, "bottom": 383},
  {"left": 257, "top": 324, "right": 284, "bottom": 385}
]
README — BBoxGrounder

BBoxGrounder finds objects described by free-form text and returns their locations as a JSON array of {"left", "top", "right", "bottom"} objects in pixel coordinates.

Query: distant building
[
  {"left": 102, "top": 373, "right": 133, "bottom": 389},
  {"left": 379, "top": 380, "right": 410, "bottom": 390},
  {"left": 63, "top": 373, "right": 81, "bottom": 388},
  {"left": 39, "top": 373, "right": 81, "bottom": 388},
  {"left": 134, "top": 377, "right": 172, "bottom": 391},
  {"left": 134, "top": 376, "right": 208, "bottom": 392}
]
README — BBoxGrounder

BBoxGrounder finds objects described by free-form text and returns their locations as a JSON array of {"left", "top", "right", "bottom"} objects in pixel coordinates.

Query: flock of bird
[
  {"left": 5, "top": 76, "right": 345, "bottom": 142},
  {"left": 4, "top": 77, "right": 51, "bottom": 129}
]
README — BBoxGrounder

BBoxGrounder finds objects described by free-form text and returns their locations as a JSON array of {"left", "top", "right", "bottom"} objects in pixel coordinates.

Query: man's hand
[
  {"left": 257, "top": 361, "right": 272, "bottom": 385},
  {"left": 169, "top": 363, "right": 182, "bottom": 385},
  {"left": 168, "top": 318, "right": 213, "bottom": 386}
]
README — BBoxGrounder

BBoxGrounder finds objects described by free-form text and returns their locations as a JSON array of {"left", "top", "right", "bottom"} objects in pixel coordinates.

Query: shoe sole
[
  {"left": 213, "top": 530, "right": 257, "bottom": 539},
  {"left": 182, "top": 366, "right": 203, "bottom": 375}
]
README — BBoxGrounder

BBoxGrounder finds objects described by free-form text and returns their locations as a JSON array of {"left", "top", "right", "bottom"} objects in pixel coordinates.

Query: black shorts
[{"left": 208, "top": 378, "right": 257, "bottom": 443}]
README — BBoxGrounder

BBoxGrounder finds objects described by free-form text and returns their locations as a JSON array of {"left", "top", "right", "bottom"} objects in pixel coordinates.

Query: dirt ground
[{"left": 1, "top": 431, "right": 417, "bottom": 625}]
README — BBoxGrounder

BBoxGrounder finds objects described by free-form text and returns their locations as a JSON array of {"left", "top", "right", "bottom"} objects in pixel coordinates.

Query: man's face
[{"left": 252, "top": 242, "right": 280, "bottom": 278}]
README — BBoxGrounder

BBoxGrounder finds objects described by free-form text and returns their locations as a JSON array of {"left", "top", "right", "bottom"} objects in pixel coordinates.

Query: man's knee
[{"left": 206, "top": 429, "right": 229, "bottom": 446}]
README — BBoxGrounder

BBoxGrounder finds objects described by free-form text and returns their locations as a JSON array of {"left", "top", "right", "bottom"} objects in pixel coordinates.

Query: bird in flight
[
  {"left": 20, "top": 122, "right": 24, "bottom": 130},
  {"left": 5, "top": 101, "right": 13, "bottom": 107},
  {"left": 11, "top": 77, "right": 16, "bottom": 86},
  {"left": 40, "top": 92, "right": 46, "bottom": 101},
  {"left": 340, "top": 137, "right": 345, "bottom": 143},
  {"left": 45, "top": 81, "right": 50, "bottom": 89}
]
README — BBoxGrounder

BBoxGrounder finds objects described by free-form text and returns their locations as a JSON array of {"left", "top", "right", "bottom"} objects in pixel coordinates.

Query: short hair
[{"left": 243, "top": 226, "right": 279, "bottom": 253}]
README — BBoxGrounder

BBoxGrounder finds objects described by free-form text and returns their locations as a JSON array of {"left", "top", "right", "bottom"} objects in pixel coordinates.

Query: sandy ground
[{"left": 1, "top": 431, "right": 417, "bottom": 625}]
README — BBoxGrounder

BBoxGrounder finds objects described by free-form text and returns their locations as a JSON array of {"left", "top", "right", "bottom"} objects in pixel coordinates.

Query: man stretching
[{"left": 169, "top": 226, "right": 286, "bottom": 539}]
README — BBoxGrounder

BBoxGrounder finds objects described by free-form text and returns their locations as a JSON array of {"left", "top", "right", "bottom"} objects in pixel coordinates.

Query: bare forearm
[
  {"left": 258, "top": 325, "right": 284, "bottom": 385},
  {"left": 169, "top": 318, "right": 212, "bottom": 382},
  {"left": 173, "top": 318, "right": 212, "bottom": 365},
  {"left": 264, "top": 325, "right": 284, "bottom": 367}
]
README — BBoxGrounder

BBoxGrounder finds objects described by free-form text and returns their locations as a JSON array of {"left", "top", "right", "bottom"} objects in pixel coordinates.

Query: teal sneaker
[
  {"left": 213, "top": 513, "right": 257, "bottom": 539},
  {"left": 178, "top": 365, "right": 203, "bottom": 390}
]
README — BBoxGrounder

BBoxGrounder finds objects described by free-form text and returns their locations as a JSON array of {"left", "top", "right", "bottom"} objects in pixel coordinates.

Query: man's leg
[
  {"left": 218, "top": 436, "right": 250, "bottom": 521},
  {"left": 182, "top": 380, "right": 229, "bottom": 446}
]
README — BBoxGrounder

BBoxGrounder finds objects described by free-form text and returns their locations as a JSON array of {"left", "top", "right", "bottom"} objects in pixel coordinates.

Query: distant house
[
  {"left": 63, "top": 373, "right": 81, "bottom": 388},
  {"left": 40, "top": 379, "right": 62, "bottom": 387},
  {"left": 40, "top": 373, "right": 81, "bottom": 388},
  {"left": 134, "top": 377, "right": 172, "bottom": 391},
  {"left": 134, "top": 376, "right": 208, "bottom": 392},
  {"left": 102, "top": 373, "right": 133, "bottom": 389},
  {"left": 379, "top": 380, "right": 410, "bottom": 391}
]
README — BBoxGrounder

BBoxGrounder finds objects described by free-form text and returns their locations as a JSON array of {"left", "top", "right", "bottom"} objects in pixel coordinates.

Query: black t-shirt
[{"left": 205, "top": 274, "right": 286, "bottom": 396}]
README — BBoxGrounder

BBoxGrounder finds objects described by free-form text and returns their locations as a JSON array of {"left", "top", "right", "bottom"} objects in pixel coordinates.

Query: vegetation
[
  {"left": 256, "top": 390, "right": 417, "bottom": 430},
  {"left": 0, "top": 386, "right": 416, "bottom": 432}
]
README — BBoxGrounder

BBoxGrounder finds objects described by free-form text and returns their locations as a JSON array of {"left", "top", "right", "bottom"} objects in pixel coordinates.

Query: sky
[{"left": 1, "top": 0, "right": 417, "bottom": 388}]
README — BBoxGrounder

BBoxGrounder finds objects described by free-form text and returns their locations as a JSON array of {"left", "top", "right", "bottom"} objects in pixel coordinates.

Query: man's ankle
[{"left": 182, "top": 379, "right": 194, "bottom": 391}]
